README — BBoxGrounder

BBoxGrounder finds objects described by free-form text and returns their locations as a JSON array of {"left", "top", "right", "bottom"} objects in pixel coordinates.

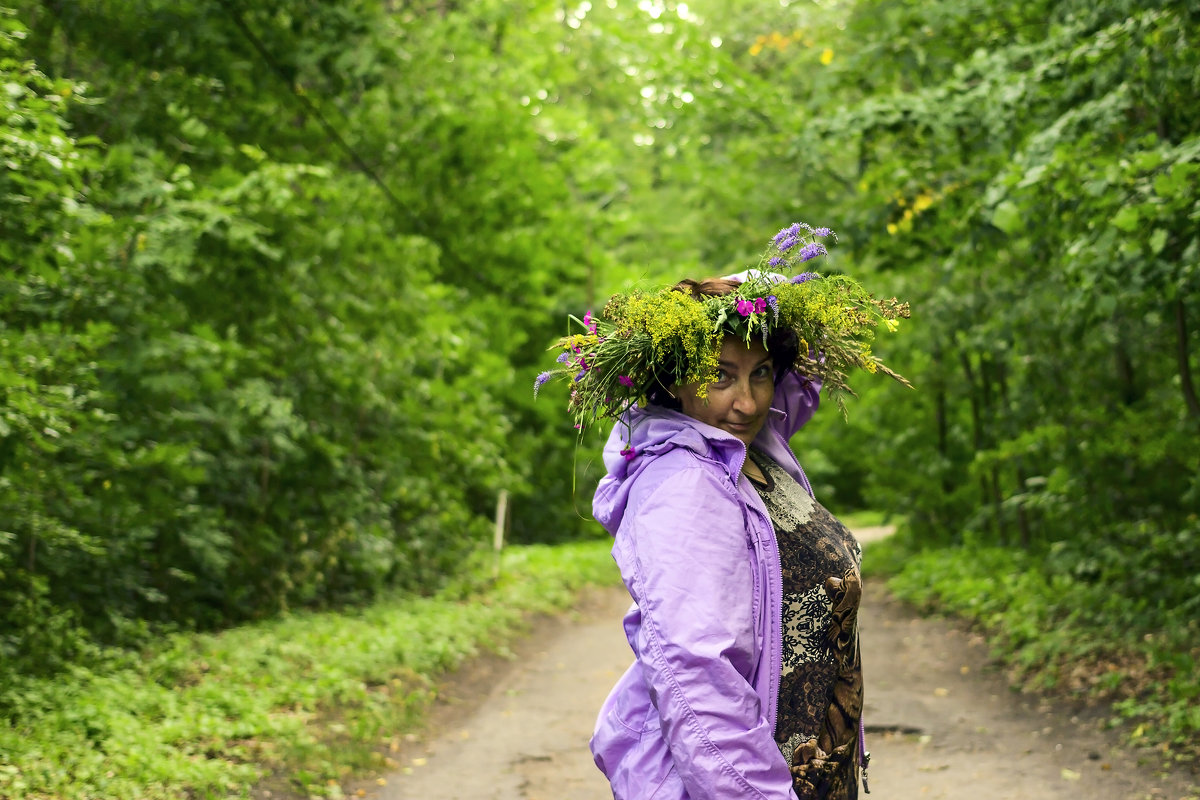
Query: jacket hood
[{"left": 591, "top": 404, "right": 786, "bottom": 536}]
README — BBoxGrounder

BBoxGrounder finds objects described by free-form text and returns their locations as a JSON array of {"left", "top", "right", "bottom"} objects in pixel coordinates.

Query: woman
[{"left": 537, "top": 223, "right": 907, "bottom": 800}]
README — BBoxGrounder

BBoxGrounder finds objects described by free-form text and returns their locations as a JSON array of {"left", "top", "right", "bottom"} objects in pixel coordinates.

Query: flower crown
[{"left": 535, "top": 222, "right": 910, "bottom": 436}]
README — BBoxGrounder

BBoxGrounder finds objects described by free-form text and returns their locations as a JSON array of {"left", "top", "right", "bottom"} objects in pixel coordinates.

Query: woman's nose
[{"left": 731, "top": 380, "right": 758, "bottom": 414}]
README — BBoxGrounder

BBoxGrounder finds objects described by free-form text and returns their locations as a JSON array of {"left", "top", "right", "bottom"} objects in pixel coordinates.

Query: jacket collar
[{"left": 627, "top": 403, "right": 792, "bottom": 480}]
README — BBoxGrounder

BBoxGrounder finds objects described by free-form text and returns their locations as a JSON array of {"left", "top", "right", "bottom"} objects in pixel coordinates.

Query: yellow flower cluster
[
  {"left": 749, "top": 30, "right": 810, "bottom": 55},
  {"left": 773, "top": 280, "right": 867, "bottom": 338},
  {"left": 884, "top": 183, "right": 962, "bottom": 235},
  {"left": 560, "top": 333, "right": 600, "bottom": 351},
  {"left": 615, "top": 290, "right": 721, "bottom": 390},
  {"left": 747, "top": 31, "right": 832, "bottom": 65},
  {"left": 860, "top": 344, "right": 879, "bottom": 373}
]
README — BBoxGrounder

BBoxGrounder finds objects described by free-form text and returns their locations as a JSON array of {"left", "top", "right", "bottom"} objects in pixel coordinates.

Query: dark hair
[{"left": 646, "top": 277, "right": 801, "bottom": 410}]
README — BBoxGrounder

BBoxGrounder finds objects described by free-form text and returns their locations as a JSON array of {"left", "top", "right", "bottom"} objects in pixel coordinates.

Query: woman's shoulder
[
  {"left": 629, "top": 445, "right": 722, "bottom": 491},
  {"left": 624, "top": 447, "right": 740, "bottom": 516}
]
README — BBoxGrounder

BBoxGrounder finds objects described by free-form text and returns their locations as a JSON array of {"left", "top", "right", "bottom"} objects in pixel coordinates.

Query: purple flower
[
  {"left": 798, "top": 242, "right": 827, "bottom": 262},
  {"left": 736, "top": 298, "right": 754, "bottom": 317},
  {"left": 620, "top": 445, "right": 637, "bottom": 462},
  {"left": 618, "top": 375, "right": 634, "bottom": 387},
  {"left": 575, "top": 369, "right": 587, "bottom": 382},
  {"left": 768, "top": 256, "right": 783, "bottom": 267},
  {"left": 533, "top": 371, "right": 552, "bottom": 396},
  {"left": 753, "top": 297, "right": 767, "bottom": 314},
  {"left": 556, "top": 351, "right": 571, "bottom": 363},
  {"left": 791, "top": 271, "right": 819, "bottom": 284},
  {"left": 777, "top": 234, "right": 799, "bottom": 252},
  {"left": 766, "top": 295, "right": 779, "bottom": 322},
  {"left": 811, "top": 227, "right": 834, "bottom": 238},
  {"left": 772, "top": 223, "right": 801, "bottom": 246}
]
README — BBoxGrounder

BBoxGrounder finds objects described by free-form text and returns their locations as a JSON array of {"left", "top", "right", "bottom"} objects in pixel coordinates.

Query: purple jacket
[{"left": 590, "top": 369, "right": 821, "bottom": 800}]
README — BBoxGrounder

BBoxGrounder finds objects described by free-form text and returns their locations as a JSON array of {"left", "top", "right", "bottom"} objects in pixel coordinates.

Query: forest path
[{"left": 364, "top": 531, "right": 1197, "bottom": 800}]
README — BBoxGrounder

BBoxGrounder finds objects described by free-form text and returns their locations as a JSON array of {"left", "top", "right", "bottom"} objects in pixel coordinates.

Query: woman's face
[{"left": 676, "top": 338, "right": 775, "bottom": 446}]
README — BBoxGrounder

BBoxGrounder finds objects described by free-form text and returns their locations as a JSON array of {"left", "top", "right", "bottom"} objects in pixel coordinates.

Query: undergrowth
[
  {"left": 862, "top": 531, "right": 1200, "bottom": 769},
  {"left": 0, "top": 540, "right": 620, "bottom": 800}
]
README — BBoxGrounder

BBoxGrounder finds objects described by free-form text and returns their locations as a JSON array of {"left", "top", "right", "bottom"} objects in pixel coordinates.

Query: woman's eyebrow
[{"left": 716, "top": 356, "right": 774, "bottom": 369}]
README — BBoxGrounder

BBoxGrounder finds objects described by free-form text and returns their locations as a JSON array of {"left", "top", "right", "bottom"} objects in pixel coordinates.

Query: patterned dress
[{"left": 746, "top": 448, "right": 864, "bottom": 800}]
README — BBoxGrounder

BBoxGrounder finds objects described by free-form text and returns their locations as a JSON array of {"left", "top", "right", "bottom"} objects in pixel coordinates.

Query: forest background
[{"left": 2, "top": 0, "right": 1198, "bottom": 795}]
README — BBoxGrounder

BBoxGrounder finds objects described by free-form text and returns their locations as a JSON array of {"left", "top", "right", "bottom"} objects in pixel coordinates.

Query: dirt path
[
  {"left": 368, "top": 535, "right": 1198, "bottom": 800},
  {"left": 366, "top": 587, "right": 630, "bottom": 800}
]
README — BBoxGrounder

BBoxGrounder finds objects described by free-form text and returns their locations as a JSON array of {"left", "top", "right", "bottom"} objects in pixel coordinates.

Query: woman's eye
[
  {"left": 753, "top": 365, "right": 773, "bottom": 379},
  {"left": 714, "top": 370, "right": 731, "bottom": 383}
]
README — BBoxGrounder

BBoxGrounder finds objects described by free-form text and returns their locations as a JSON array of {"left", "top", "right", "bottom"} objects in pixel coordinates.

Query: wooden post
[{"left": 493, "top": 489, "right": 509, "bottom": 580}]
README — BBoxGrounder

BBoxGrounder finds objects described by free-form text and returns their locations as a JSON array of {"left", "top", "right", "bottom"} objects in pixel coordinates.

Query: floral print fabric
[{"left": 748, "top": 448, "right": 864, "bottom": 800}]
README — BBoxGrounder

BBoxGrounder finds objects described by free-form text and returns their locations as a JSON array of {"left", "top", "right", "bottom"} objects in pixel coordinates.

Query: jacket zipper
[{"left": 734, "top": 445, "right": 784, "bottom": 736}]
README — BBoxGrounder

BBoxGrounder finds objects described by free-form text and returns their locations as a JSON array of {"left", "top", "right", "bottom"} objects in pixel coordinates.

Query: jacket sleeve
[
  {"left": 772, "top": 367, "right": 821, "bottom": 442},
  {"left": 614, "top": 465, "right": 798, "bottom": 800}
]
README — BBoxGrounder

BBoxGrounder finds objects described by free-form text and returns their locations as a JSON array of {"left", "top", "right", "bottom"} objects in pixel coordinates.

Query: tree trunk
[
  {"left": 995, "top": 358, "right": 1032, "bottom": 548},
  {"left": 979, "top": 354, "right": 1007, "bottom": 544},
  {"left": 1175, "top": 299, "right": 1200, "bottom": 420},
  {"left": 933, "top": 353, "right": 951, "bottom": 497},
  {"left": 1114, "top": 338, "right": 1139, "bottom": 406},
  {"left": 960, "top": 351, "right": 997, "bottom": 541},
  {"left": 1014, "top": 462, "right": 1032, "bottom": 549}
]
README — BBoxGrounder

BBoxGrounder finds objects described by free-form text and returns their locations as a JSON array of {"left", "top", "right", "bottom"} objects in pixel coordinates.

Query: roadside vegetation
[
  {"left": 0, "top": 541, "right": 619, "bottom": 800},
  {"left": 863, "top": 531, "right": 1200, "bottom": 767}
]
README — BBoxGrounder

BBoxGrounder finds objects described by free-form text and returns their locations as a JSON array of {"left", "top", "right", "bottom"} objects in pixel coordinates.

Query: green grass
[{"left": 0, "top": 540, "right": 621, "bottom": 800}]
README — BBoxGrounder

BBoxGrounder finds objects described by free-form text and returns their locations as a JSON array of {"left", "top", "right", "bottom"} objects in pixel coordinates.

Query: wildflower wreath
[{"left": 535, "top": 222, "right": 911, "bottom": 434}]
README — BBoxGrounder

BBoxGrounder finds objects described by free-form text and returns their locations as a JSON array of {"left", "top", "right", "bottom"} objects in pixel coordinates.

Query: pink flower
[
  {"left": 753, "top": 297, "right": 767, "bottom": 314},
  {"left": 618, "top": 375, "right": 634, "bottom": 387},
  {"left": 736, "top": 299, "right": 754, "bottom": 317},
  {"left": 583, "top": 310, "right": 597, "bottom": 333},
  {"left": 620, "top": 445, "right": 637, "bottom": 462}
]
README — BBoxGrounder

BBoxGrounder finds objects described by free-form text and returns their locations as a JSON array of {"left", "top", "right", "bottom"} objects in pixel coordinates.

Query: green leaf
[
  {"left": 1148, "top": 228, "right": 1168, "bottom": 255},
  {"left": 1111, "top": 206, "right": 1140, "bottom": 232},
  {"left": 991, "top": 201, "right": 1022, "bottom": 235}
]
